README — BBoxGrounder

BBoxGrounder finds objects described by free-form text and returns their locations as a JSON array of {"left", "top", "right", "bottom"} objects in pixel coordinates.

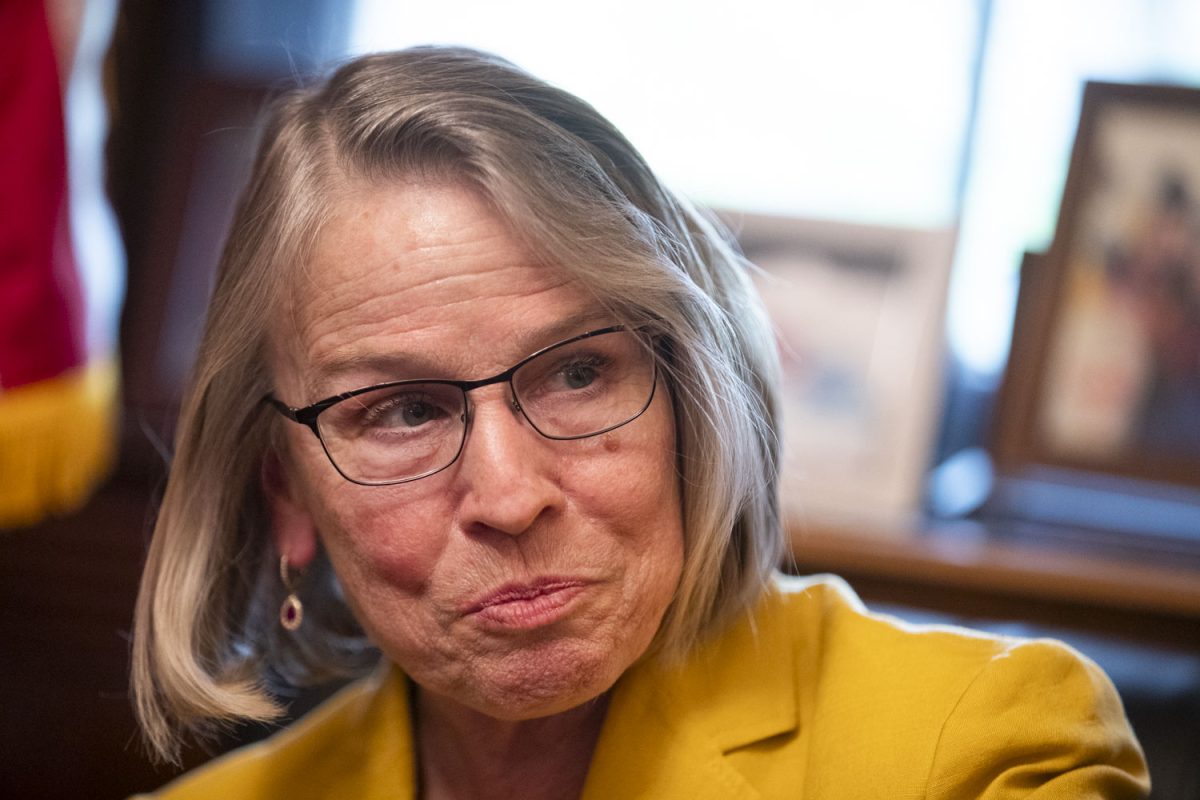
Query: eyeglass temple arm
[{"left": 262, "top": 393, "right": 322, "bottom": 436}]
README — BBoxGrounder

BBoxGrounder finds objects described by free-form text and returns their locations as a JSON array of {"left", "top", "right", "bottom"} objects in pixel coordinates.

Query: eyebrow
[
  {"left": 303, "top": 309, "right": 613, "bottom": 399},
  {"left": 304, "top": 351, "right": 444, "bottom": 399}
]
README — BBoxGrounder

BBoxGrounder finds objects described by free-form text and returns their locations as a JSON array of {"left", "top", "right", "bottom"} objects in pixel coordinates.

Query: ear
[{"left": 262, "top": 450, "right": 319, "bottom": 571}]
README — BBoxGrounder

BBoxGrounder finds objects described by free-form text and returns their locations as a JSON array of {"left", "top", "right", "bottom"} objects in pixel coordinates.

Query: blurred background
[{"left": 1, "top": 0, "right": 1199, "bottom": 797}]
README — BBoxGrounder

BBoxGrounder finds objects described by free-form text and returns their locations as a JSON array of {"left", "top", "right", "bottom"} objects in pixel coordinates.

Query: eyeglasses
[{"left": 265, "top": 326, "right": 658, "bottom": 485}]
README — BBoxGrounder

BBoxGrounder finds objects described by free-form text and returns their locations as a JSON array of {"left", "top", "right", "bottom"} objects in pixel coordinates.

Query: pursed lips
[{"left": 464, "top": 578, "right": 589, "bottom": 615}]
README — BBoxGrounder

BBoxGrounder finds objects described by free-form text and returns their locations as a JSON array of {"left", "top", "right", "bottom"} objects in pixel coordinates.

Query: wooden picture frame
[
  {"left": 728, "top": 212, "right": 956, "bottom": 532},
  {"left": 994, "top": 81, "right": 1200, "bottom": 490}
]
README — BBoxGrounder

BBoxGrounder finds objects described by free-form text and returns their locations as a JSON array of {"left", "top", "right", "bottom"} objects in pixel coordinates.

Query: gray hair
[{"left": 132, "top": 46, "right": 783, "bottom": 763}]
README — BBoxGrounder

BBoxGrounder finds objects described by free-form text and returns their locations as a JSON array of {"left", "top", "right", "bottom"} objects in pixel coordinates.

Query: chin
[{"left": 444, "top": 635, "right": 632, "bottom": 721}]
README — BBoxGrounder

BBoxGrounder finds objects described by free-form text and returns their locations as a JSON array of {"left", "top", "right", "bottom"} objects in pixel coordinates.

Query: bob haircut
[{"left": 132, "top": 46, "right": 783, "bottom": 763}]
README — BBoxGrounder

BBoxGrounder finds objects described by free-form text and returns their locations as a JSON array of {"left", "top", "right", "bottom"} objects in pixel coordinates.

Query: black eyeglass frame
[{"left": 263, "top": 325, "right": 659, "bottom": 486}]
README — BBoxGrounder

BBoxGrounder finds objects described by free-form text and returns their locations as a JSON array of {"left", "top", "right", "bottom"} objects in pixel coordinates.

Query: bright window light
[
  {"left": 349, "top": 0, "right": 978, "bottom": 228},
  {"left": 949, "top": 0, "right": 1200, "bottom": 378},
  {"left": 349, "top": 2, "right": 1200, "bottom": 384}
]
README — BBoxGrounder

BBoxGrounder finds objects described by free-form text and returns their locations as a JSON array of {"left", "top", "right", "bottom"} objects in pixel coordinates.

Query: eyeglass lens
[{"left": 315, "top": 329, "right": 655, "bottom": 484}]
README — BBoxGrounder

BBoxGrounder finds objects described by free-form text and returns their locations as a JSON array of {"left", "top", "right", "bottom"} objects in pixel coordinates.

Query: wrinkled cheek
[{"left": 318, "top": 501, "right": 445, "bottom": 597}]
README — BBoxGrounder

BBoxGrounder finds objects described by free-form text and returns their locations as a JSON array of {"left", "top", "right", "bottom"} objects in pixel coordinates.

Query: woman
[{"left": 132, "top": 47, "right": 1149, "bottom": 799}]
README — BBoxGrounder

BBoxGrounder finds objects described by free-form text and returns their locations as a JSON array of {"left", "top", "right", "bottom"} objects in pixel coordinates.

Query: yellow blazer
[{"left": 141, "top": 576, "right": 1149, "bottom": 799}]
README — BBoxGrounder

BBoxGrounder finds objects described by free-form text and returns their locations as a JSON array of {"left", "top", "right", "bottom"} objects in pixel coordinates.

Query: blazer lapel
[
  {"left": 360, "top": 665, "right": 418, "bottom": 800},
  {"left": 581, "top": 666, "right": 763, "bottom": 800},
  {"left": 582, "top": 595, "right": 798, "bottom": 799}
]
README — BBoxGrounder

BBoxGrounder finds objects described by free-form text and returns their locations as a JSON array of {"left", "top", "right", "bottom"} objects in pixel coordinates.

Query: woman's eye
[
  {"left": 369, "top": 398, "right": 443, "bottom": 429},
  {"left": 562, "top": 363, "right": 598, "bottom": 390},
  {"left": 398, "top": 401, "right": 436, "bottom": 426}
]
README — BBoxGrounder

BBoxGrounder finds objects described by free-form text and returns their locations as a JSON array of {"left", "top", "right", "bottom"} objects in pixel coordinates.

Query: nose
[{"left": 453, "top": 386, "right": 563, "bottom": 537}]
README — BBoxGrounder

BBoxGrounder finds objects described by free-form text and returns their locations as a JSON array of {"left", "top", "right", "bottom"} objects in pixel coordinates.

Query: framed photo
[
  {"left": 728, "top": 212, "right": 956, "bottom": 532},
  {"left": 994, "top": 81, "right": 1200, "bottom": 490}
]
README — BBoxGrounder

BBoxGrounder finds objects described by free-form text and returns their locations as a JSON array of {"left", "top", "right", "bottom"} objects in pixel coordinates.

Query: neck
[{"left": 414, "top": 686, "right": 610, "bottom": 800}]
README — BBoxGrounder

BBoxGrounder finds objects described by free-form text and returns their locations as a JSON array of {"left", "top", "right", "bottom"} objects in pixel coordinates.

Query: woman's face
[{"left": 268, "top": 180, "right": 684, "bottom": 720}]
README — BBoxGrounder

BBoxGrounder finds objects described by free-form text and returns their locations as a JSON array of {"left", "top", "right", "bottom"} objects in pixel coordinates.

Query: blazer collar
[
  {"left": 582, "top": 591, "right": 798, "bottom": 799},
  {"left": 364, "top": 664, "right": 418, "bottom": 800}
]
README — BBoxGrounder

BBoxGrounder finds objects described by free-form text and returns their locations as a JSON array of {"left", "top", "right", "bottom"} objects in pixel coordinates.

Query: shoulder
[
  {"left": 131, "top": 666, "right": 410, "bottom": 800},
  {"left": 753, "top": 574, "right": 1149, "bottom": 798},
  {"left": 923, "top": 633, "right": 1150, "bottom": 798},
  {"left": 763, "top": 573, "right": 1129, "bottom": 687},
  {"left": 744, "top": 574, "right": 1031, "bottom": 758},
  {"left": 767, "top": 573, "right": 1021, "bottom": 674}
]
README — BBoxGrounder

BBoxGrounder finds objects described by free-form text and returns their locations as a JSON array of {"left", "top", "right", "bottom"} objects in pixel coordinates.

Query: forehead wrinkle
[
  {"left": 289, "top": 256, "right": 472, "bottom": 351},
  {"left": 431, "top": 268, "right": 576, "bottom": 315},
  {"left": 296, "top": 258, "right": 565, "bottom": 358},
  {"left": 299, "top": 222, "right": 540, "bottom": 325},
  {"left": 291, "top": 269, "right": 577, "bottom": 396},
  {"left": 300, "top": 294, "right": 607, "bottom": 399},
  {"left": 276, "top": 179, "right": 608, "bottom": 400}
]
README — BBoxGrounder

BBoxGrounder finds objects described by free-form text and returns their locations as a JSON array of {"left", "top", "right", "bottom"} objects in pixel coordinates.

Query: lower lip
[{"left": 471, "top": 583, "right": 588, "bottom": 630}]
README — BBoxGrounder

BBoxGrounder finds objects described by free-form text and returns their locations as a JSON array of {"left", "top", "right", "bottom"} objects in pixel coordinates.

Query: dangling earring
[{"left": 279, "top": 554, "right": 303, "bottom": 631}]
